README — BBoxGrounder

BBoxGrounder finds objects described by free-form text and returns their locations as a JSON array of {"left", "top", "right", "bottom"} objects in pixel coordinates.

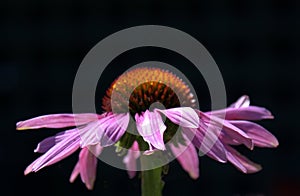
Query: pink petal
[
  {"left": 155, "top": 107, "right": 199, "bottom": 128},
  {"left": 79, "top": 121, "right": 102, "bottom": 147},
  {"left": 96, "top": 113, "right": 130, "bottom": 147},
  {"left": 17, "top": 113, "right": 101, "bottom": 130},
  {"left": 123, "top": 141, "right": 140, "bottom": 179},
  {"left": 199, "top": 111, "right": 253, "bottom": 149},
  {"left": 24, "top": 129, "right": 80, "bottom": 174},
  {"left": 169, "top": 135, "right": 199, "bottom": 179},
  {"left": 24, "top": 158, "right": 39, "bottom": 175},
  {"left": 183, "top": 125, "right": 227, "bottom": 163},
  {"left": 230, "top": 95, "right": 250, "bottom": 108},
  {"left": 80, "top": 113, "right": 129, "bottom": 147},
  {"left": 70, "top": 145, "right": 103, "bottom": 190},
  {"left": 225, "top": 145, "right": 262, "bottom": 173},
  {"left": 34, "top": 129, "right": 77, "bottom": 153},
  {"left": 219, "top": 132, "right": 242, "bottom": 146},
  {"left": 230, "top": 121, "right": 279, "bottom": 148},
  {"left": 135, "top": 110, "right": 166, "bottom": 151},
  {"left": 78, "top": 147, "right": 98, "bottom": 190},
  {"left": 208, "top": 106, "right": 274, "bottom": 121},
  {"left": 89, "top": 143, "right": 104, "bottom": 156},
  {"left": 69, "top": 162, "right": 80, "bottom": 183}
]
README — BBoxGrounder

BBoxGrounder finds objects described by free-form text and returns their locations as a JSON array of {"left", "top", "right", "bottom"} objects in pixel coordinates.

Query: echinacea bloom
[{"left": 17, "top": 67, "right": 278, "bottom": 189}]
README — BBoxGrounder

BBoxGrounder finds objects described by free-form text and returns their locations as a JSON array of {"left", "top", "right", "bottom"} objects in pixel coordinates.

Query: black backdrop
[{"left": 1, "top": 0, "right": 299, "bottom": 195}]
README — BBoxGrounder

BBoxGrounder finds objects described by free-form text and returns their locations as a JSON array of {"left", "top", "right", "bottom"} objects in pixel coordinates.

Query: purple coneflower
[{"left": 17, "top": 67, "right": 278, "bottom": 190}]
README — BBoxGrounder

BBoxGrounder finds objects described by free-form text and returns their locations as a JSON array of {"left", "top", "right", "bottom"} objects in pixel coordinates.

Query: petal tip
[
  {"left": 190, "top": 173, "right": 199, "bottom": 180},
  {"left": 249, "top": 142, "right": 255, "bottom": 150},
  {"left": 24, "top": 168, "right": 32, "bottom": 175},
  {"left": 86, "top": 184, "right": 94, "bottom": 190},
  {"left": 16, "top": 122, "right": 21, "bottom": 129},
  {"left": 128, "top": 171, "right": 136, "bottom": 179},
  {"left": 246, "top": 164, "right": 262, "bottom": 174},
  {"left": 16, "top": 126, "right": 30, "bottom": 131},
  {"left": 272, "top": 140, "right": 279, "bottom": 148},
  {"left": 69, "top": 176, "right": 76, "bottom": 183}
]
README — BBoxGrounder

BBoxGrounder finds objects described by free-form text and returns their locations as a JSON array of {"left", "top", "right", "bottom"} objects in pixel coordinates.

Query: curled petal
[
  {"left": 230, "top": 121, "right": 279, "bottom": 148},
  {"left": 208, "top": 106, "right": 274, "bottom": 121},
  {"left": 143, "top": 146, "right": 160, "bottom": 155},
  {"left": 155, "top": 107, "right": 199, "bottom": 128},
  {"left": 230, "top": 95, "right": 250, "bottom": 108},
  {"left": 135, "top": 110, "right": 166, "bottom": 151},
  {"left": 17, "top": 113, "right": 101, "bottom": 130},
  {"left": 25, "top": 129, "right": 80, "bottom": 174},
  {"left": 225, "top": 145, "right": 262, "bottom": 174},
  {"left": 123, "top": 141, "right": 140, "bottom": 178},
  {"left": 169, "top": 135, "right": 199, "bottom": 179}
]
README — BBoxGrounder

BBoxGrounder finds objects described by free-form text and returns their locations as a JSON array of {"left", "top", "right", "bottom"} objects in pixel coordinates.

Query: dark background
[{"left": 1, "top": 0, "right": 299, "bottom": 195}]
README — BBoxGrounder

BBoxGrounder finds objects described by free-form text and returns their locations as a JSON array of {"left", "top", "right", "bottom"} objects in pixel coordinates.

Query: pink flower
[{"left": 17, "top": 67, "right": 278, "bottom": 189}]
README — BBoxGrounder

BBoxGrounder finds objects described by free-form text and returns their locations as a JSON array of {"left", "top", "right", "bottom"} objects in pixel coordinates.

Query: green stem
[{"left": 140, "top": 155, "right": 164, "bottom": 196}]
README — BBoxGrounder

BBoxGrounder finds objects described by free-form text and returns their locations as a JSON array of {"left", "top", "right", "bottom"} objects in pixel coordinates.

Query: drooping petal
[
  {"left": 96, "top": 113, "right": 130, "bottom": 147},
  {"left": 199, "top": 111, "right": 253, "bottom": 149},
  {"left": 69, "top": 161, "right": 80, "bottom": 184},
  {"left": 230, "top": 95, "right": 250, "bottom": 108},
  {"left": 34, "top": 129, "right": 78, "bottom": 153},
  {"left": 208, "top": 106, "right": 274, "bottom": 121},
  {"left": 17, "top": 113, "right": 101, "bottom": 130},
  {"left": 24, "top": 159, "right": 39, "bottom": 175},
  {"left": 155, "top": 107, "right": 199, "bottom": 128},
  {"left": 69, "top": 144, "right": 103, "bottom": 190},
  {"left": 24, "top": 129, "right": 80, "bottom": 174},
  {"left": 80, "top": 113, "right": 130, "bottom": 147},
  {"left": 79, "top": 121, "right": 102, "bottom": 147},
  {"left": 123, "top": 141, "right": 140, "bottom": 179},
  {"left": 184, "top": 123, "right": 227, "bottom": 163},
  {"left": 135, "top": 110, "right": 166, "bottom": 151},
  {"left": 230, "top": 121, "right": 279, "bottom": 148},
  {"left": 219, "top": 132, "right": 242, "bottom": 146},
  {"left": 225, "top": 145, "right": 262, "bottom": 173},
  {"left": 169, "top": 135, "right": 199, "bottom": 179},
  {"left": 79, "top": 148, "right": 97, "bottom": 190},
  {"left": 79, "top": 145, "right": 102, "bottom": 190}
]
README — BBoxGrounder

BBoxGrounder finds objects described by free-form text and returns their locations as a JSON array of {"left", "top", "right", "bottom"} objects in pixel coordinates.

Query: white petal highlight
[
  {"left": 135, "top": 110, "right": 166, "bottom": 151},
  {"left": 155, "top": 107, "right": 199, "bottom": 128}
]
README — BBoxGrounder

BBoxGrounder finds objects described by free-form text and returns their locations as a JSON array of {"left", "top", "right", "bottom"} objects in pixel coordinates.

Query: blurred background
[{"left": 1, "top": 0, "right": 299, "bottom": 195}]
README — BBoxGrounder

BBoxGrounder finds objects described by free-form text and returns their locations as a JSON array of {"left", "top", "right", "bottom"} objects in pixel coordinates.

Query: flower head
[{"left": 17, "top": 67, "right": 278, "bottom": 189}]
